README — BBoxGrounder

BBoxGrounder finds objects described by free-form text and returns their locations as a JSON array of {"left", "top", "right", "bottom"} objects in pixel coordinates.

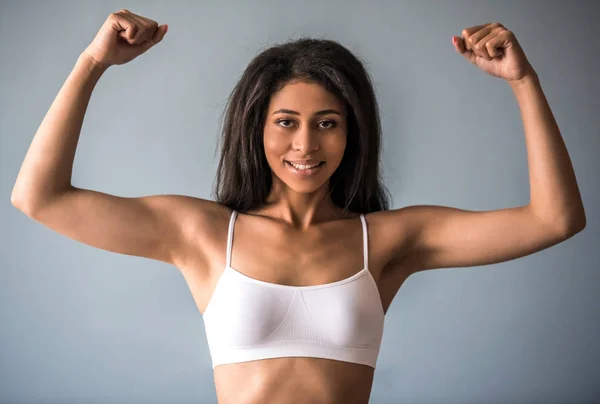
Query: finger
[
  {"left": 140, "top": 24, "right": 168, "bottom": 53},
  {"left": 125, "top": 13, "right": 151, "bottom": 44},
  {"left": 452, "top": 36, "right": 466, "bottom": 53},
  {"left": 485, "top": 30, "right": 511, "bottom": 58},
  {"left": 463, "top": 28, "right": 495, "bottom": 59},
  {"left": 461, "top": 24, "right": 489, "bottom": 40},
  {"left": 473, "top": 32, "right": 498, "bottom": 60},
  {"left": 155, "top": 24, "right": 168, "bottom": 42},
  {"left": 112, "top": 11, "right": 139, "bottom": 44},
  {"left": 130, "top": 14, "right": 159, "bottom": 45},
  {"left": 459, "top": 38, "right": 480, "bottom": 63},
  {"left": 452, "top": 36, "right": 477, "bottom": 64}
]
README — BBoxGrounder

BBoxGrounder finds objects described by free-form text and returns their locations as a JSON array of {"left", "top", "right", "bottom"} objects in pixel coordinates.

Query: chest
[
  {"left": 203, "top": 266, "right": 384, "bottom": 350},
  {"left": 179, "top": 211, "right": 412, "bottom": 316},
  {"left": 229, "top": 220, "right": 367, "bottom": 286}
]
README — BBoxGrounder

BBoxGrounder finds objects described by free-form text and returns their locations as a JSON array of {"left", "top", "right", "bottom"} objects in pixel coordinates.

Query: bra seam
[
  {"left": 241, "top": 290, "right": 297, "bottom": 347},
  {"left": 299, "top": 291, "right": 338, "bottom": 347},
  {"left": 226, "top": 265, "right": 369, "bottom": 290},
  {"left": 224, "top": 211, "right": 372, "bottom": 290},
  {"left": 223, "top": 342, "right": 379, "bottom": 351}
]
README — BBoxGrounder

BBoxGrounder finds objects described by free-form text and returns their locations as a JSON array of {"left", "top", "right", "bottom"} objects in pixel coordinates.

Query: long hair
[{"left": 212, "top": 37, "right": 391, "bottom": 214}]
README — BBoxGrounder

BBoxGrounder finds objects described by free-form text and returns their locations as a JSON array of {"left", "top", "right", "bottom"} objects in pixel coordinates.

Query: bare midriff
[{"left": 212, "top": 357, "right": 375, "bottom": 404}]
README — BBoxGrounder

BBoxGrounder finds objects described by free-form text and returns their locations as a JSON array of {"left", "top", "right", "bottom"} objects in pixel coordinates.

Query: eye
[
  {"left": 275, "top": 119, "right": 337, "bottom": 129},
  {"left": 318, "top": 120, "right": 337, "bottom": 129},
  {"left": 276, "top": 119, "right": 294, "bottom": 128}
]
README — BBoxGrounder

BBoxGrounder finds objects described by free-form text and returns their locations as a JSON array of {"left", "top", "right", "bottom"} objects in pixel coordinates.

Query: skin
[
  {"left": 258, "top": 80, "right": 350, "bottom": 227},
  {"left": 11, "top": 11, "right": 586, "bottom": 404},
  {"left": 205, "top": 81, "right": 386, "bottom": 403}
]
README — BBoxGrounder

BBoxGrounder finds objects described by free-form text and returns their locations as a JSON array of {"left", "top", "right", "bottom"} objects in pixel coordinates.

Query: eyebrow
[{"left": 271, "top": 108, "right": 342, "bottom": 116}]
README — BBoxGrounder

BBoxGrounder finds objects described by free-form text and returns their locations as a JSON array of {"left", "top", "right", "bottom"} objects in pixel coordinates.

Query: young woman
[{"left": 11, "top": 9, "right": 586, "bottom": 404}]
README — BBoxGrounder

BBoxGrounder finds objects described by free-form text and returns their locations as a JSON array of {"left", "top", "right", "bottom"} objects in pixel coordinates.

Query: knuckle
[
  {"left": 140, "top": 23, "right": 153, "bottom": 37},
  {"left": 110, "top": 9, "right": 128, "bottom": 19},
  {"left": 127, "top": 25, "right": 138, "bottom": 39}
]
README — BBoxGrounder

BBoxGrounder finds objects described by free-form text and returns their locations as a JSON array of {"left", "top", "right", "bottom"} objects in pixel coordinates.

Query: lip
[
  {"left": 285, "top": 159, "right": 324, "bottom": 165},
  {"left": 285, "top": 160, "right": 325, "bottom": 177}
]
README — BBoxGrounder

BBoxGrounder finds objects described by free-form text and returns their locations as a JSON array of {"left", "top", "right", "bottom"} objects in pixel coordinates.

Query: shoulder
[
  {"left": 167, "top": 197, "right": 233, "bottom": 269},
  {"left": 166, "top": 196, "right": 232, "bottom": 233},
  {"left": 363, "top": 208, "right": 415, "bottom": 264}
]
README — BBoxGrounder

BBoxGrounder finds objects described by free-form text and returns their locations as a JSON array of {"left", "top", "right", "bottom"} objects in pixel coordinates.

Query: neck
[{"left": 259, "top": 182, "right": 348, "bottom": 229}]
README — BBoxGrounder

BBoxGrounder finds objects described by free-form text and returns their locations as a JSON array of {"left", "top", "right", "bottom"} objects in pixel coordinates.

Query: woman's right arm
[{"left": 11, "top": 11, "right": 212, "bottom": 267}]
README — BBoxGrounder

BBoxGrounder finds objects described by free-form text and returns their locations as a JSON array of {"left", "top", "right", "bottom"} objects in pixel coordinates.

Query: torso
[{"left": 175, "top": 202, "right": 418, "bottom": 404}]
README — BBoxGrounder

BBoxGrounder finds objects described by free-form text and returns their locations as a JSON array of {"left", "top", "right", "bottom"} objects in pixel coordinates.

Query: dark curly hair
[{"left": 212, "top": 37, "right": 391, "bottom": 214}]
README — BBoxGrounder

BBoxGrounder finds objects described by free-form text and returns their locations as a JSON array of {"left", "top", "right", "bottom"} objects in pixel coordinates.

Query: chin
[{"left": 273, "top": 170, "right": 332, "bottom": 194}]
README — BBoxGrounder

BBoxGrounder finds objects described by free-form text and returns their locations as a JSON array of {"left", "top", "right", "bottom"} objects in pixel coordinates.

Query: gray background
[{"left": 1, "top": 1, "right": 598, "bottom": 403}]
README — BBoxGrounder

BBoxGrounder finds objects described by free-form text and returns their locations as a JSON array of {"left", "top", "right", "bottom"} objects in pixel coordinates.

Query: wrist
[
  {"left": 508, "top": 68, "right": 539, "bottom": 89},
  {"left": 78, "top": 51, "right": 111, "bottom": 75}
]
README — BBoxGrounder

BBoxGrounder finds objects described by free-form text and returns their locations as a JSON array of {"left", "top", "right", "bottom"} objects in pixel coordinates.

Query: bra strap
[
  {"left": 359, "top": 214, "right": 369, "bottom": 270},
  {"left": 226, "top": 210, "right": 237, "bottom": 268}
]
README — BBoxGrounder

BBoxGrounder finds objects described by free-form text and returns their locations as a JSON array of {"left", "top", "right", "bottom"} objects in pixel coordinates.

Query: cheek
[
  {"left": 263, "top": 133, "right": 287, "bottom": 162},
  {"left": 324, "top": 136, "right": 347, "bottom": 162}
]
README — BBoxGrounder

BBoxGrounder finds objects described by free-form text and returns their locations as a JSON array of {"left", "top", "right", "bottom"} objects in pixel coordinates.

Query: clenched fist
[{"left": 82, "top": 9, "right": 167, "bottom": 67}]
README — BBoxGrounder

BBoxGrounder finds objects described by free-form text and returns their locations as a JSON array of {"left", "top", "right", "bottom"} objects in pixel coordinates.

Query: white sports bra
[{"left": 202, "top": 210, "right": 385, "bottom": 369}]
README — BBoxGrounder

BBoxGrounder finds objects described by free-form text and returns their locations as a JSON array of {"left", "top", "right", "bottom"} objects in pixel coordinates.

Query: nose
[{"left": 292, "top": 125, "right": 320, "bottom": 153}]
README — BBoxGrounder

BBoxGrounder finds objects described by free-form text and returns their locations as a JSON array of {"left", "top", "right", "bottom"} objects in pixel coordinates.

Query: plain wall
[{"left": 1, "top": 1, "right": 598, "bottom": 403}]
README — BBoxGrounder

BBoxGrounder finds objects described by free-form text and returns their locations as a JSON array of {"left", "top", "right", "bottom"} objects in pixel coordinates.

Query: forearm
[
  {"left": 11, "top": 53, "right": 109, "bottom": 213},
  {"left": 509, "top": 72, "right": 586, "bottom": 234}
]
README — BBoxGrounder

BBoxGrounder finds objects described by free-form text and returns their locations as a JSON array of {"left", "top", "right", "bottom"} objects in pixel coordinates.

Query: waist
[{"left": 213, "top": 357, "right": 375, "bottom": 404}]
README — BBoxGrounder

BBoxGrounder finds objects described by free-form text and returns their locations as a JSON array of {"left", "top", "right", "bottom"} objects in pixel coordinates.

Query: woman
[{"left": 11, "top": 9, "right": 586, "bottom": 404}]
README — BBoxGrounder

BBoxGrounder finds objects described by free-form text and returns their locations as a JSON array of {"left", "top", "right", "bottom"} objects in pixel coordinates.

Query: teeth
[{"left": 289, "top": 162, "right": 320, "bottom": 170}]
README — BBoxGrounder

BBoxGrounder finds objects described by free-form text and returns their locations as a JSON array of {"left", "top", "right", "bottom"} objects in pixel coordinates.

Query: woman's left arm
[
  {"left": 509, "top": 71, "right": 585, "bottom": 233},
  {"left": 380, "top": 23, "right": 585, "bottom": 273}
]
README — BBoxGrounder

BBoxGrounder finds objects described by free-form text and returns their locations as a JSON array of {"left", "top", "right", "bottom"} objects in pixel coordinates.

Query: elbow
[
  {"left": 11, "top": 193, "right": 37, "bottom": 217},
  {"left": 11, "top": 181, "right": 33, "bottom": 214},
  {"left": 556, "top": 214, "right": 586, "bottom": 239},
  {"left": 529, "top": 204, "right": 586, "bottom": 239},
  {"left": 12, "top": 185, "right": 74, "bottom": 218},
  {"left": 569, "top": 216, "right": 587, "bottom": 235},
  {"left": 11, "top": 191, "right": 25, "bottom": 210},
  {"left": 11, "top": 190, "right": 48, "bottom": 218},
  {"left": 565, "top": 202, "right": 587, "bottom": 236}
]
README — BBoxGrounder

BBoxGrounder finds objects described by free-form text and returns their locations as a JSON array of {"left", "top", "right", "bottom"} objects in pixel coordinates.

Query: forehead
[{"left": 268, "top": 81, "right": 343, "bottom": 112}]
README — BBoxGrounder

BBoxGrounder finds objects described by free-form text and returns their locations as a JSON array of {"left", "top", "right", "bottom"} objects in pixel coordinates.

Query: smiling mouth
[
  {"left": 284, "top": 160, "right": 325, "bottom": 176},
  {"left": 285, "top": 160, "right": 325, "bottom": 169}
]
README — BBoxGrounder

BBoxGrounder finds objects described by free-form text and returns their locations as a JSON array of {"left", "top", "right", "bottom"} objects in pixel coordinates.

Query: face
[{"left": 263, "top": 81, "right": 347, "bottom": 195}]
